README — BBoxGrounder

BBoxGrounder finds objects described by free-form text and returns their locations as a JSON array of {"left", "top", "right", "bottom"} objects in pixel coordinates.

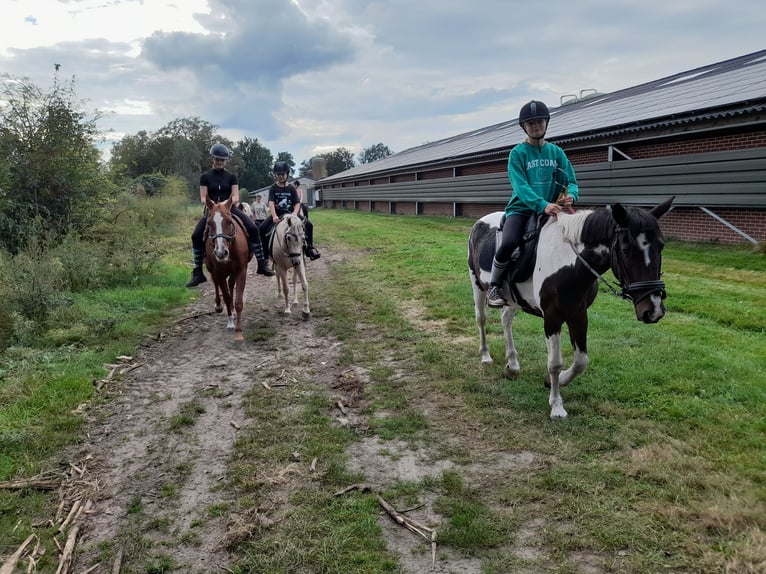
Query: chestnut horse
[
  {"left": 204, "top": 197, "right": 252, "bottom": 340},
  {"left": 468, "top": 198, "right": 673, "bottom": 419}
]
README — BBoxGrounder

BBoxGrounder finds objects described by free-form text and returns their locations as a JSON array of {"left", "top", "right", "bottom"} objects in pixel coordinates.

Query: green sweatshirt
[{"left": 504, "top": 141, "right": 579, "bottom": 216}]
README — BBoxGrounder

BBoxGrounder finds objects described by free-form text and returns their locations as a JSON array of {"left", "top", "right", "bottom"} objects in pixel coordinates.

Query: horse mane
[{"left": 554, "top": 209, "right": 594, "bottom": 244}]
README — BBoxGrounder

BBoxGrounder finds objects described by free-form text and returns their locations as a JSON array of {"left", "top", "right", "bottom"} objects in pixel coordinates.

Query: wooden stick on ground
[
  {"left": 335, "top": 485, "right": 438, "bottom": 568},
  {"left": 112, "top": 549, "right": 123, "bottom": 574},
  {"left": 0, "top": 477, "right": 61, "bottom": 491},
  {"left": 54, "top": 524, "right": 79, "bottom": 574},
  {"left": 0, "top": 534, "right": 35, "bottom": 574}
]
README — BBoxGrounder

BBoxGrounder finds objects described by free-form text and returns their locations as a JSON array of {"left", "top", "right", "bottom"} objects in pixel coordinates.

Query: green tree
[
  {"left": 0, "top": 74, "right": 112, "bottom": 253},
  {"left": 358, "top": 143, "right": 393, "bottom": 164},
  {"left": 236, "top": 137, "right": 273, "bottom": 191},
  {"left": 303, "top": 148, "right": 355, "bottom": 177}
]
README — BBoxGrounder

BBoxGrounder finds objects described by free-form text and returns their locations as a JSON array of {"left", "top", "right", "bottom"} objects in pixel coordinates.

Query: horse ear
[
  {"left": 650, "top": 196, "right": 674, "bottom": 220},
  {"left": 610, "top": 203, "right": 628, "bottom": 226}
]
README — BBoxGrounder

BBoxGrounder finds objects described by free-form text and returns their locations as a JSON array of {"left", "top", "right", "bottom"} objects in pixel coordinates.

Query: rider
[
  {"left": 487, "top": 100, "right": 579, "bottom": 307},
  {"left": 293, "top": 179, "right": 320, "bottom": 260},
  {"left": 186, "top": 143, "right": 274, "bottom": 288},
  {"left": 259, "top": 162, "right": 320, "bottom": 260}
]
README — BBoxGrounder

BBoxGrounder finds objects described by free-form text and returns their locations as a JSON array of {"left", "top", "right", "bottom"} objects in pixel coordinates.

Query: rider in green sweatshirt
[{"left": 487, "top": 100, "right": 579, "bottom": 307}]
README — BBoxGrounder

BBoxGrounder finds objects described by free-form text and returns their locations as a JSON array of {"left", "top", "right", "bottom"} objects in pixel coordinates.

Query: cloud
[{"left": 0, "top": 0, "right": 764, "bottom": 164}]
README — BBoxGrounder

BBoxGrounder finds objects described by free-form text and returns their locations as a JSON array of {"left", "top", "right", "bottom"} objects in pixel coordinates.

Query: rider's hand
[{"left": 544, "top": 202, "right": 561, "bottom": 216}]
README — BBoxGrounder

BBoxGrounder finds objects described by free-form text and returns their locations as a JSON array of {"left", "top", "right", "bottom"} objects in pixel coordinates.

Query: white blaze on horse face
[
  {"left": 212, "top": 211, "right": 228, "bottom": 260},
  {"left": 637, "top": 232, "right": 652, "bottom": 267}
]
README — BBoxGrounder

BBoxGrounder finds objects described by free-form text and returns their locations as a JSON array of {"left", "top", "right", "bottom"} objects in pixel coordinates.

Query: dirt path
[
  {"left": 66, "top": 250, "right": 549, "bottom": 574},
  {"left": 69, "top": 254, "right": 343, "bottom": 572}
]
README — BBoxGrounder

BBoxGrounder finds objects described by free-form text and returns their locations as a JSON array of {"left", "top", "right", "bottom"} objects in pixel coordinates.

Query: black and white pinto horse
[
  {"left": 468, "top": 199, "right": 673, "bottom": 419},
  {"left": 271, "top": 214, "right": 311, "bottom": 320}
]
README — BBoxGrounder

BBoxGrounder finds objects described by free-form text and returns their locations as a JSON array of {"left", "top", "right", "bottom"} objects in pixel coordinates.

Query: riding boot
[
  {"left": 248, "top": 238, "right": 274, "bottom": 276},
  {"left": 487, "top": 257, "right": 509, "bottom": 308},
  {"left": 185, "top": 248, "right": 207, "bottom": 288},
  {"left": 304, "top": 244, "right": 321, "bottom": 261}
]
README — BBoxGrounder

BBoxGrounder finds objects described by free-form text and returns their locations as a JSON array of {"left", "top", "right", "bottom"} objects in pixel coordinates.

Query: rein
[{"left": 568, "top": 226, "right": 666, "bottom": 304}]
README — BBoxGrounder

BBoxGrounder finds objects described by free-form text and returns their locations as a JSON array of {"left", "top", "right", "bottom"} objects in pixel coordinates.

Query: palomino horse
[
  {"left": 468, "top": 198, "right": 673, "bottom": 419},
  {"left": 204, "top": 197, "right": 253, "bottom": 340},
  {"left": 271, "top": 214, "right": 310, "bottom": 320}
]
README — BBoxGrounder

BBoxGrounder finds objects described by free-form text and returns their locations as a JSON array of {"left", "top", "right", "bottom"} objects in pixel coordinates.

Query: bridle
[
  {"left": 275, "top": 217, "right": 304, "bottom": 259},
  {"left": 570, "top": 226, "right": 666, "bottom": 304},
  {"left": 207, "top": 210, "right": 237, "bottom": 244}
]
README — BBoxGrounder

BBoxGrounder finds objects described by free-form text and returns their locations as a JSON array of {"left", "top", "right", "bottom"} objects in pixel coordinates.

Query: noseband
[{"left": 570, "top": 226, "right": 666, "bottom": 304}]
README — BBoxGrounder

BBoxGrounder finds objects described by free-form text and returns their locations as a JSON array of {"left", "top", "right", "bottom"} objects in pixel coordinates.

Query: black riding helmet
[
  {"left": 519, "top": 100, "right": 550, "bottom": 140},
  {"left": 209, "top": 142, "right": 230, "bottom": 159},
  {"left": 272, "top": 161, "right": 290, "bottom": 174}
]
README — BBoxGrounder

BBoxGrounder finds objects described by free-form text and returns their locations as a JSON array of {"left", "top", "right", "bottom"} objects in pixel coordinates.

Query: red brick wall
[
  {"left": 617, "top": 130, "right": 766, "bottom": 160},
  {"left": 422, "top": 168, "right": 454, "bottom": 179},
  {"left": 421, "top": 202, "right": 454, "bottom": 216},
  {"left": 394, "top": 202, "right": 417, "bottom": 215},
  {"left": 356, "top": 201, "right": 370, "bottom": 211},
  {"left": 658, "top": 207, "right": 766, "bottom": 244}
]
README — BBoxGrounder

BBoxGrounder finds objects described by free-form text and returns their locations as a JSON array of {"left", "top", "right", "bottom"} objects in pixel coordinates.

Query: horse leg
[
  {"left": 233, "top": 269, "right": 246, "bottom": 341},
  {"left": 471, "top": 276, "right": 493, "bottom": 365},
  {"left": 221, "top": 277, "right": 235, "bottom": 330},
  {"left": 278, "top": 268, "right": 291, "bottom": 314},
  {"left": 212, "top": 276, "right": 224, "bottom": 314},
  {"left": 544, "top": 327, "right": 567, "bottom": 420},
  {"left": 559, "top": 311, "right": 590, "bottom": 387},
  {"left": 295, "top": 264, "right": 310, "bottom": 320},
  {"left": 501, "top": 306, "right": 520, "bottom": 379}
]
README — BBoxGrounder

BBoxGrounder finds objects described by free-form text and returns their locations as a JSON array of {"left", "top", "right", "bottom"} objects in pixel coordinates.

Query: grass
[{"left": 1, "top": 206, "right": 764, "bottom": 573}]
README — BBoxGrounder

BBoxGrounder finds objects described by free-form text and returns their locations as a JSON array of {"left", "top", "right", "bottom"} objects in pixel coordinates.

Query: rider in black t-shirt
[
  {"left": 258, "top": 162, "right": 320, "bottom": 260},
  {"left": 186, "top": 143, "right": 274, "bottom": 288}
]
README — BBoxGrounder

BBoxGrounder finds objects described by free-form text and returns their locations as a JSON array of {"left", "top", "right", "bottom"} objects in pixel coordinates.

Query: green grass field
[{"left": 1, "top": 207, "right": 764, "bottom": 573}]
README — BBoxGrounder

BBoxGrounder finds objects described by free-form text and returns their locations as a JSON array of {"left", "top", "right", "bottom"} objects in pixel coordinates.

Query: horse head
[
  {"left": 205, "top": 197, "right": 237, "bottom": 263},
  {"left": 278, "top": 214, "right": 306, "bottom": 267},
  {"left": 609, "top": 197, "right": 673, "bottom": 324}
]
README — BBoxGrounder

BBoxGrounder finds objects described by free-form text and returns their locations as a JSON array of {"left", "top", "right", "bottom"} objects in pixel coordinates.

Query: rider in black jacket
[{"left": 186, "top": 143, "right": 274, "bottom": 288}]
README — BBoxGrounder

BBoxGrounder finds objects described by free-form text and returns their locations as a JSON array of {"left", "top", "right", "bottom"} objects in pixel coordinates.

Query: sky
[{"left": 2, "top": 0, "right": 765, "bottom": 166}]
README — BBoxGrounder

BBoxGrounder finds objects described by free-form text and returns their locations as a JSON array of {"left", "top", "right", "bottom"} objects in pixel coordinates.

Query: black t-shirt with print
[{"left": 268, "top": 183, "right": 300, "bottom": 217}]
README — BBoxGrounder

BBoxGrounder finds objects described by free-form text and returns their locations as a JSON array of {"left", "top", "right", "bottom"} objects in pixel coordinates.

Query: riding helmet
[
  {"left": 272, "top": 161, "right": 290, "bottom": 174},
  {"left": 209, "top": 143, "right": 230, "bottom": 159},
  {"left": 518, "top": 100, "right": 550, "bottom": 126}
]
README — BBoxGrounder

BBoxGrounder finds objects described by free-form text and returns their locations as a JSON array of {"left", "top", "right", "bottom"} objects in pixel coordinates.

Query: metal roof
[{"left": 321, "top": 50, "right": 766, "bottom": 183}]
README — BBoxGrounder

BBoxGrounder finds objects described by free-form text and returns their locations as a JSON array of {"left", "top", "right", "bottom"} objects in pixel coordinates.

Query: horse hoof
[
  {"left": 215, "top": 305, "right": 223, "bottom": 313},
  {"left": 234, "top": 332, "right": 244, "bottom": 341},
  {"left": 504, "top": 366, "right": 520, "bottom": 380},
  {"left": 302, "top": 311, "right": 311, "bottom": 321}
]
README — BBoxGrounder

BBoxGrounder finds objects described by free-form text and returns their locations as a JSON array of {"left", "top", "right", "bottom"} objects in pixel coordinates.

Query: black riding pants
[{"left": 495, "top": 214, "right": 533, "bottom": 264}]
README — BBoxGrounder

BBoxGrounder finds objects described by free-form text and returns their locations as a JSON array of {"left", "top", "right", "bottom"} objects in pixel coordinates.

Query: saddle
[
  {"left": 501, "top": 213, "right": 547, "bottom": 285},
  {"left": 493, "top": 214, "right": 548, "bottom": 315}
]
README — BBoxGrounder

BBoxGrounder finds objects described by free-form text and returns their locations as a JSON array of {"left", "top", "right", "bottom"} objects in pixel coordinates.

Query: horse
[
  {"left": 204, "top": 197, "right": 253, "bottom": 340},
  {"left": 271, "top": 213, "right": 310, "bottom": 320},
  {"left": 468, "top": 198, "right": 673, "bottom": 419},
  {"left": 238, "top": 201, "right": 254, "bottom": 221}
]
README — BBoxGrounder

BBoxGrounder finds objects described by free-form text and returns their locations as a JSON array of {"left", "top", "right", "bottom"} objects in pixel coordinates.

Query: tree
[
  {"left": 108, "top": 117, "right": 232, "bottom": 199},
  {"left": 0, "top": 74, "right": 112, "bottom": 253},
  {"left": 275, "top": 152, "right": 295, "bottom": 175},
  {"left": 358, "top": 143, "right": 393, "bottom": 164},
  {"left": 305, "top": 148, "right": 355, "bottom": 177},
  {"left": 235, "top": 137, "right": 273, "bottom": 191}
]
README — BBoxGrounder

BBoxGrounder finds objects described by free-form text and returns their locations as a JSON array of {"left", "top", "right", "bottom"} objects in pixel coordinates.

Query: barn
[{"left": 318, "top": 50, "right": 766, "bottom": 245}]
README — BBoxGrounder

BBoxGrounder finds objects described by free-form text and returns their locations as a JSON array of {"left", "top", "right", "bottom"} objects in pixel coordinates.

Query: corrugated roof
[{"left": 321, "top": 50, "right": 766, "bottom": 183}]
